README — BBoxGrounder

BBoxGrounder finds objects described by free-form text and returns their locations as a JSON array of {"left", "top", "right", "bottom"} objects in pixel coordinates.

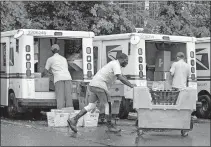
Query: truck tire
[
  {"left": 6, "top": 92, "right": 18, "bottom": 118},
  {"left": 118, "top": 97, "right": 130, "bottom": 119},
  {"left": 196, "top": 95, "right": 211, "bottom": 119},
  {"left": 31, "top": 108, "right": 42, "bottom": 120}
]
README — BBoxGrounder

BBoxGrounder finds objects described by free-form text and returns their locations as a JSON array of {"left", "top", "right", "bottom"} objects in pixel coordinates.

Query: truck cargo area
[
  {"left": 34, "top": 37, "right": 84, "bottom": 92},
  {"left": 145, "top": 41, "right": 187, "bottom": 90}
]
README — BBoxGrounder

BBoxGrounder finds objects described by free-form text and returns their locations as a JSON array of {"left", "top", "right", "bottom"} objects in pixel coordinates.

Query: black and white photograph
[{"left": 0, "top": 0, "right": 210, "bottom": 146}]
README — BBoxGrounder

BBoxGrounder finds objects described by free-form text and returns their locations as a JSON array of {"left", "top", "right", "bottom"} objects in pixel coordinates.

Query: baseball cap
[
  {"left": 176, "top": 52, "right": 185, "bottom": 58},
  {"left": 51, "top": 44, "right": 60, "bottom": 51}
]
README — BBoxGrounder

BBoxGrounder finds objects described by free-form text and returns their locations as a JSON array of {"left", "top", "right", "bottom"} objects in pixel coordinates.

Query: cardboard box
[
  {"left": 54, "top": 113, "right": 70, "bottom": 127},
  {"left": 61, "top": 107, "right": 74, "bottom": 114},
  {"left": 51, "top": 109, "right": 63, "bottom": 113},
  {"left": 154, "top": 71, "right": 172, "bottom": 81},
  {"left": 110, "top": 97, "right": 122, "bottom": 115},
  {"left": 155, "top": 51, "right": 171, "bottom": 72},
  {"left": 35, "top": 78, "right": 49, "bottom": 92},
  {"left": 34, "top": 72, "right": 41, "bottom": 78},
  {"left": 83, "top": 112, "right": 99, "bottom": 127},
  {"left": 47, "top": 112, "right": 55, "bottom": 127},
  {"left": 152, "top": 81, "right": 172, "bottom": 90},
  {"left": 109, "top": 84, "right": 124, "bottom": 97}
]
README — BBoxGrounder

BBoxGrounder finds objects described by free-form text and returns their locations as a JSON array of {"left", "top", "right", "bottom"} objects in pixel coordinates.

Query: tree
[
  {"left": 24, "top": 1, "right": 135, "bottom": 35},
  {"left": 90, "top": 3, "right": 135, "bottom": 35},
  {"left": 1, "top": 1, "right": 31, "bottom": 31},
  {"left": 154, "top": 1, "right": 210, "bottom": 37}
]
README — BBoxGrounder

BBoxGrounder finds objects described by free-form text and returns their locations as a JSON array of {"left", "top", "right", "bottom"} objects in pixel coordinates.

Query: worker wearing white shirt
[
  {"left": 68, "top": 53, "right": 136, "bottom": 133},
  {"left": 170, "top": 52, "right": 191, "bottom": 90},
  {"left": 43, "top": 44, "right": 73, "bottom": 109}
]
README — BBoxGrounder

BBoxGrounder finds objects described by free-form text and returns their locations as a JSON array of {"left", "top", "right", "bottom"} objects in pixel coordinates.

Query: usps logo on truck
[
  {"left": 196, "top": 48, "right": 209, "bottom": 70},
  {"left": 106, "top": 45, "right": 123, "bottom": 63}
]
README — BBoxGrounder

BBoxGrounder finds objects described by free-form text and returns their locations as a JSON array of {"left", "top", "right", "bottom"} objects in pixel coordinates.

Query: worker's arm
[
  {"left": 116, "top": 74, "right": 136, "bottom": 88},
  {"left": 42, "top": 58, "right": 51, "bottom": 77},
  {"left": 42, "top": 69, "right": 49, "bottom": 77},
  {"left": 170, "top": 62, "right": 175, "bottom": 76}
]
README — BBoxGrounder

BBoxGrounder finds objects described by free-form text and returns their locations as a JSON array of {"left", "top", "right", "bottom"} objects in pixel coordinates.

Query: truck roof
[
  {"left": 1, "top": 29, "right": 95, "bottom": 38},
  {"left": 94, "top": 33, "right": 196, "bottom": 42},
  {"left": 196, "top": 37, "right": 210, "bottom": 43}
]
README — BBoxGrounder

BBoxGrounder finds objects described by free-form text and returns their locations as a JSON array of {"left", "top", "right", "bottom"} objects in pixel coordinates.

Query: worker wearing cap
[
  {"left": 43, "top": 44, "right": 73, "bottom": 109},
  {"left": 170, "top": 52, "right": 191, "bottom": 90}
]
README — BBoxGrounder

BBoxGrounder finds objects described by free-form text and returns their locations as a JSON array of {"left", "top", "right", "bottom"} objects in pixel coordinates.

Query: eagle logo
[
  {"left": 196, "top": 48, "right": 209, "bottom": 70},
  {"left": 106, "top": 45, "right": 123, "bottom": 63}
]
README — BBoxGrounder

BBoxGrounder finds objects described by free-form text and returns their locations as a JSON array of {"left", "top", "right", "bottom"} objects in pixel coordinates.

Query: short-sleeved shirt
[
  {"left": 170, "top": 60, "right": 191, "bottom": 89},
  {"left": 89, "top": 60, "right": 122, "bottom": 92},
  {"left": 45, "top": 53, "right": 72, "bottom": 84}
]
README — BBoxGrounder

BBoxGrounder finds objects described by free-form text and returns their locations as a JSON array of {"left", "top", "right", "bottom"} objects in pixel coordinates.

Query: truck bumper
[{"left": 17, "top": 98, "right": 56, "bottom": 108}]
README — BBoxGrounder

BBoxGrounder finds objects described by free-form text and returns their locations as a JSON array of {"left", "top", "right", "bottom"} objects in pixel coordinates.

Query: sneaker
[{"left": 67, "top": 118, "right": 78, "bottom": 133}]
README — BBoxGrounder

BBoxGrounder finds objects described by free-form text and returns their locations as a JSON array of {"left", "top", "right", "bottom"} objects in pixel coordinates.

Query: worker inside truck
[
  {"left": 170, "top": 52, "right": 191, "bottom": 91},
  {"left": 145, "top": 41, "right": 187, "bottom": 90},
  {"left": 34, "top": 37, "right": 84, "bottom": 107}
]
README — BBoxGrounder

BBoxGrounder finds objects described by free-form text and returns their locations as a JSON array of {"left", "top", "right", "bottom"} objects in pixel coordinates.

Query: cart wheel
[
  {"left": 181, "top": 130, "right": 188, "bottom": 137},
  {"left": 137, "top": 129, "right": 144, "bottom": 136}
]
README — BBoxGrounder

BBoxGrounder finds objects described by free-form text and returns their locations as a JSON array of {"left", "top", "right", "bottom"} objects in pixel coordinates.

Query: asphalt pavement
[{"left": 1, "top": 117, "right": 210, "bottom": 146}]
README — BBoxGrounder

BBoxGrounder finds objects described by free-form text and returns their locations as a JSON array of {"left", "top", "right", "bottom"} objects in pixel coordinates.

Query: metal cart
[{"left": 133, "top": 87, "right": 197, "bottom": 137}]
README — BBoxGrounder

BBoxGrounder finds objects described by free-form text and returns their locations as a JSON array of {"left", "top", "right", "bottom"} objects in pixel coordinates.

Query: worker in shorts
[{"left": 67, "top": 53, "right": 136, "bottom": 133}]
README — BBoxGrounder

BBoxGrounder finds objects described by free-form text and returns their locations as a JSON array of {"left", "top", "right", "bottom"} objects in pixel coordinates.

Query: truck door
[
  {"left": 82, "top": 38, "right": 94, "bottom": 82},
  {"left": 0, "top": 37, "right": 10, "bottom": 106}
]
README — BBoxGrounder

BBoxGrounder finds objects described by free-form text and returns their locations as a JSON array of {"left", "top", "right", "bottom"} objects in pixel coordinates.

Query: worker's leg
[
  {"left": 64, "top": 80, "right": 73, "bottom": 107},
  {"left": 95, "top": 88, "right": 121, "bottom": 133},
  {"left": 55, "top": 81, "right": 65, "bottom": 109},
  {"left": 67, "top": 86, "right": 98, "bottom": 133}
]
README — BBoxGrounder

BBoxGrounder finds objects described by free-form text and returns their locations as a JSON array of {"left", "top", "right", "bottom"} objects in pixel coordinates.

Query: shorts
[{"left": 87, "top": 86, "right": 111, "bottom": 105}]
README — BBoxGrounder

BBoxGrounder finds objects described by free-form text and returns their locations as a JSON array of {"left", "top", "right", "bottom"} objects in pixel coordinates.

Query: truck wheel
[
  {"left": 6, "top": 92, "right": 18, "bottom": 119},
  {"left": 118, "top": 97, "right": 130, "bottom": 119},
  {"left": 196, "top": 95, "right": 211, "bottom": 119},
  {"left": 32, "top": 108, "right": 42, "bottom": 120}
]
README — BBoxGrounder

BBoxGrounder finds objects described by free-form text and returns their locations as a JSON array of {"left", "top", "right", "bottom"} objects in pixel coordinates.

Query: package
[
  {"left": 154, "top": 71, "right": 172, "bottom": 81},
  {"left": 110, "top": 97, "right": 122, "bottom": 115},
  {"left": 35, "top": 77, "right": 49, "bottom": 92},
  {"left": 47, "top": 112, "right": 56, "bottom": 127},
  {"left": 83, "top": 111, "right": 99, "bottom": 127},
  {"left": 34, "top": 72, "right": 41, "bottom": 78},
  {"left": 54, "top": 113, "right": 70, "bottom": 127},
  {"left": 51, "top": 109, "right": 63, "bottom": 113},
  {"left": 155, "top": 51, "right": 171, "bottom": 72},
  {"left": 69, "top": 110, "right": 84, "bottom": 127},
  {"left": 152, "top": 81, "right": 172, "bottom": 90},
  {"left": 61, "top": 107, "right": 74, "bottom": 114}
]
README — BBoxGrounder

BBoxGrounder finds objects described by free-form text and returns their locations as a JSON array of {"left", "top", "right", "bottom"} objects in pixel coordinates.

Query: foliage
[
  {"left": 90, "top": 3, "right": 135, "bottom": 35},
  {"left": 24, "top": 1, "right": 134, "bottom": 35},
  {"left": 153, "top": 1, "right": 210, "bottom": 37},
  {"left": 0, "top": 1, "right": 31, "bottom": 32},
  {"left": 1, "top": 1, "right": 210, "bottom": 37}
]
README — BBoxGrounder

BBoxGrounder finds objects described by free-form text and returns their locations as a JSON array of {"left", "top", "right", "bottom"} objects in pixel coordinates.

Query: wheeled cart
[{"left": 133, "top": 87, "right": 197, "bottom": 137}]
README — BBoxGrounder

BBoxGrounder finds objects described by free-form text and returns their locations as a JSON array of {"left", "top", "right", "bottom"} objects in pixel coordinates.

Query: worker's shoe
[
  {"left": 67, "top": 108, "right": 87, "bottom": 133},
  {"left": 105, "top": 114, "right": 121, "bottom": 133}
]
